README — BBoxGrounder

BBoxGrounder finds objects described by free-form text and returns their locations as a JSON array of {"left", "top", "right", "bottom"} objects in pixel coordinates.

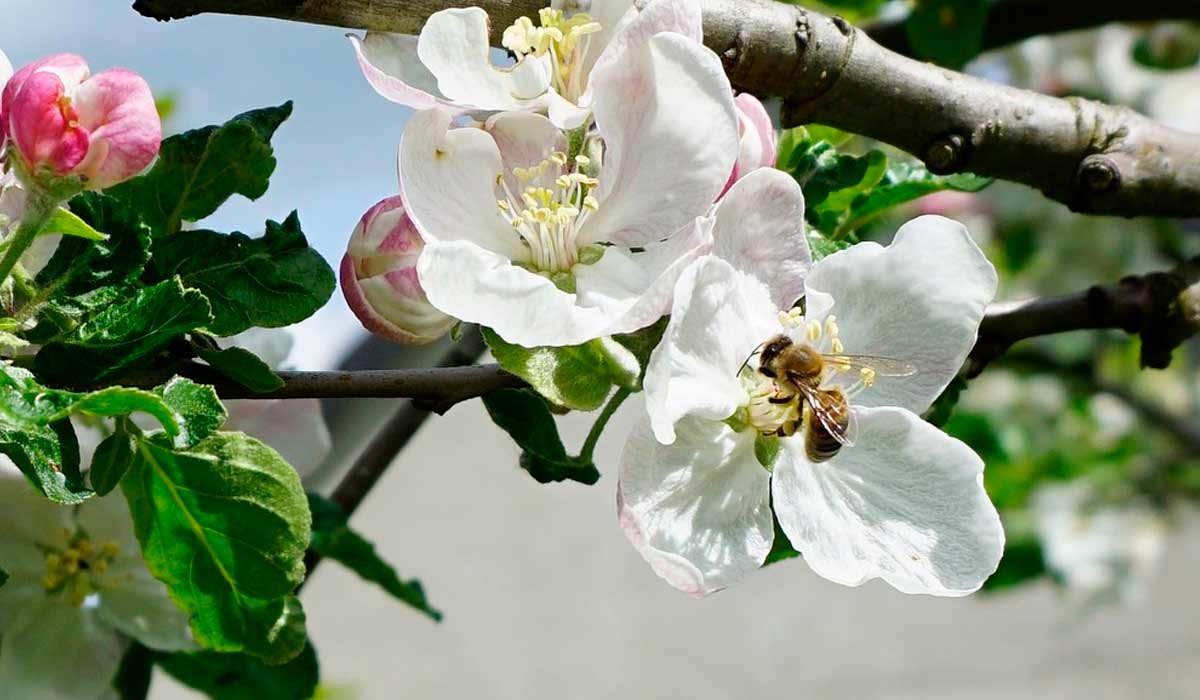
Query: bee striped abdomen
[{"left": 803, "top": 394, "right": 851, "bottom": 463}]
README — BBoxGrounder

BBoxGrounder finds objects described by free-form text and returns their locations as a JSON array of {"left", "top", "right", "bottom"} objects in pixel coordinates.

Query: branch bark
[{"left": 131, "top": 0, "right": 1200, "bottom": 218}]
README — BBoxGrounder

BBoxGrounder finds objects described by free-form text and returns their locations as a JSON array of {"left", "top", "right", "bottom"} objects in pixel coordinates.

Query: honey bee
[{"left": 750, "top": 334, "right": 916, "bottom": 462}]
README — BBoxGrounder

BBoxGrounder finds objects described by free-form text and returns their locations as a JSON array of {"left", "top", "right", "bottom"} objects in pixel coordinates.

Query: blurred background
[{"left": 4, "top": 1, "right": 1200, "bottom": 698}]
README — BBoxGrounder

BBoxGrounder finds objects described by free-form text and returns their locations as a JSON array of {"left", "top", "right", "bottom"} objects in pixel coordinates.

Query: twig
[{"left": 131, "top": 0, "right": 1200, "bottom": 218}]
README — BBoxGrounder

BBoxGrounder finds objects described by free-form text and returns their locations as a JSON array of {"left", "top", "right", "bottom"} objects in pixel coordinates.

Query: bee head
[{"left": 757, "top": 335, "right": 794, "bottom": 378}]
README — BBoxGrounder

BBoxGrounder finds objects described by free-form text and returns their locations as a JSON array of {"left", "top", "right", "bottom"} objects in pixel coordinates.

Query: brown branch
[
  {"left": 969, "top": 256, "right": 1200, "bottom": 376},
  {"left": 866, "top": 0, "right": 1200, "bottom": 57},
  {"left": 130, "top": 0, "right": 1200, "bottom": 218}
]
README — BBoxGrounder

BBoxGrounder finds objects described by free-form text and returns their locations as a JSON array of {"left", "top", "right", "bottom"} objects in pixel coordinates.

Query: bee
[{"left": 750, "top": 334, "right": 916, "bottom": 462}]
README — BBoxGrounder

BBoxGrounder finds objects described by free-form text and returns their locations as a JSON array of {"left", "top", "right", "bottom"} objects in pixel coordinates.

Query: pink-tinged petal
[
  {"left": 772, "top": 406, "right": 1004, "bottom": 595},
  {"left": 804, "top": 215, "right": 997, "bottom": 414},
  {"left": 70, "top": 68, "right": 160, "bottom": 189},
  {"left": 484, "top": 111, "right": 567, "bottom": 197},
  {"left": 719, "top": 93, "right": 777, "bottom": 197},
  {"left": 1, "top": 53, "right": 89, "bottom": 129},
  {"left": 643, "top": 256, "right": 780, "bottom": 445},
  {"left": 581, "top": 32, "right": 737, "bottom": 247},
  {"left": 710, "top": 168, "right": 809, "bottom": 309},
  {"left": 583, "top": 0, "right": 702, "bottom": 99},
  {"left": 417, "top": 8, "right": 551, "bottom": 110},
  {"left": 398, "top": 108, "right": 530, "bottom": 262},
  {"left": 8, "top": 70, "right": 89, "bottom": 175},
  {"left": 349, "top": 33, "right": 473, "bottom": 115},
  {"left": 619, "top": 415, "right": 773, "bottom": 597},
  {"left": 558, "top": 0, "right": 638, "bottom": 88}
]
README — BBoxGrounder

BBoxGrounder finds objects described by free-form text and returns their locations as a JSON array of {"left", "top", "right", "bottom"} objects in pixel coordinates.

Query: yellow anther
[
  {"left": 497, "top": 200, "right": 510, "bottom": 212},
  {"left": 805, "top": 319, "right": 822, "bottom": 342},
  {"left": 575, "top": 155, "right": 591, "bottom": 166},
  {"left": 100, "top": 542, "right": 119, "bottom": 558},
  {"left": 556, "top": 175, "right": 572, "bottom": 189},
  {"left": 824, "top": 315, "right": 839, "bottom": 339},
  {"left": 831, "top": 338, "right": 844, "bottom": 354},
  {"left": 514, "top": 167, "right": 531, "bottom": 181},
  {"left": 778, "top": 311, "right": 793, "bottom": 327},
  {"left": 583, "top": 195, "right": 600, "bottom": 211},
  {"left": 502, "top": 16, "right": 537, "bottom": 55},
  {"left": 861, "top": 366, "right": 877, "bottom": 388},
  {"left": 550, "top": 151, "right": 568, "bottom": 166}
]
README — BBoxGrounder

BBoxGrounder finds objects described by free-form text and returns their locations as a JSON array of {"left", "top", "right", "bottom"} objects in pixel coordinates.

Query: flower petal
[
  {"left": 399, "top": 108, "right": 529, "bottom": 261},
  {"left": 644, "top": 256, "right": 780, "bottom": 444},
  {"left": 95, "top": 573, "right": 194, "bottom": 652},
  {"left": 580, "top": 32, "right": 737, "bottom": 247},
  {"left": 417, "top": 240, "right": 609, "bottom": 347},
  {"left": 0, "top": 50, "right": 12, "bottom": 87},
  {"left": 224, "top": 399, "right": 333, "bottom": 481},
  {"left": 71, "top": 68, "right": 161, "bottom": 190},
  {"left": 583, "top": 0, "right": 701, "bottom": 99},
  {"left": 417, "top": 8, "right": 552, "bottom": 109},
  {"left": 804, "top": 215, "right": 997, "bottom": 414},
  {"left": 618, "top": 414, "right": 772, "bottom": 596},
  {"left": 349, "top": 32, "right": 461, "bottom": 111},
  {"left": 710, "top": 168, "right": 809, "bottom": 309},
  {"left": 484, "top": 111, "right": 567, "bottom": 197},
  {"left": 0, "top": 601, "right": 124, "bottom": 700},
  {"left": 772, "top": 406, "right": 1004, "bottom": 595}
]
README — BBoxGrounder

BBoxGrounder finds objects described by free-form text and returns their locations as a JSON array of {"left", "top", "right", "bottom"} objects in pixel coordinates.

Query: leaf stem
[
  {"left": 0, "top": 187, "right": 59, "bottom": 289},
  {"left": 578, "top": 387, "right": 631, "bottom": 464}
]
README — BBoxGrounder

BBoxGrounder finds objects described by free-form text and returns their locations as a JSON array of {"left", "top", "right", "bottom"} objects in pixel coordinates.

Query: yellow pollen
[
  {"left": 502, "top": 7, "right": 602, "bottom": 100},
  {"left": 861, "top": 366, "right": 877, "bottom": 388},
  {"left": 806, "top": 319, "right": 822, "bottom": 342},
  {"left": 550, "top": 151, "right": 568, "bottom": 166},
  {"left": 831, "top": 338, "right": 844, "bottom": 354},
  {"left": 41, "top": 537, "right": 121, "bottom": 607},
  {"left": 824, "top": 315, "right": 839, "bottom": 339},
  {"left": 583, "top": 195, "right": 599, "bottom": 211},
  {"left": 575, "top": 155, "right": 591, "bottom": 166}
]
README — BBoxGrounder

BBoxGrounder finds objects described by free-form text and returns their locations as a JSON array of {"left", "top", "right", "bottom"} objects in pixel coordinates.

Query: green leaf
[
  {"left": 807, "top": 231, "right": 853, "bottom": 262},
  {"left": 158, "top": 377, "right": 227, "bottom": 449},
  {"left": 981, "top": 536, "right": 1047, "bottom": 592},
  {"left": 610, "top": 317, "right": 668, "bottom": 390},
  {"left": 0, "top": 566, "right": 8, "bottom": 588},
  {"left": 905, "top": 0, "right": 990, "bottom": 69},
  {"left": 836, "top": 167, "right": 991, "bottom": 237},
  {"left": 112, "top": 642, "right": 155, "bottom": 700},
  {"left": 923, "top": 375, "right": 968, "bottom": 428},
  {"left": 158, "top": 641, "right": 319, "bottom": 700},
  {"left": 308, "top": 494, "right": 443, "bottom": 622},
  {"left": 34, "top": 278, "right": 213, "bottom": 384},
  {"left": 91, "top": 422, "right": 137, "bottom": 497},
  {"left": 40, "top": 206, "right": 107, "bottom": 241},
  {"left": 146, "top": 213, "right": 334, "bottom": 336},
  {"left": 109, "top": 102, "right": 293, "bottom": 236},
  {"left": 0, "top": 424, "right": 90, "bottom": 503},
  {"left": 762, "top": 517, "right": 800, "bottom": 567},
  {"left": 482, "top": 388, "right": 600, "bottom": 485},
  {"left": 197, "top": 346, "right": 284, "bottom": 393},
  {"left": 122, "top": 432, "right": 311, "bottom": 663},
  {"left": 1132, "top": 24, "right": 1200, "bottom": 70},
  {"left": 482, "top": 328, "right": 614, "bottom": 411}
]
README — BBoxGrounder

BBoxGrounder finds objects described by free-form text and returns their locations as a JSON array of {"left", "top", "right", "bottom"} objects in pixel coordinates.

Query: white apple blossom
[
  {"left": 350, "top": 0, "right": 701, "bottom": 129},
  {"left": 1033, "top": 480, "right": 1167, "bottom": 607},
  {"left": 0, "top": 461, "right": 193, "bottom": 700},
  {"left": 621, "top": 205, "right": 1004, "bottom": 596},
  {"left": 398, "top": 29, "right": 738, "bottom": 347}
]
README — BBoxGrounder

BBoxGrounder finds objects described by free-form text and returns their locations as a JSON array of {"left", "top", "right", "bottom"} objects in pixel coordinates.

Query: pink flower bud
[
  {"left": 341, "top": 196, "right": 456, "bottom": 345},
  {"left": 718, "top": 93, "right": 777, "bottom": 200},
  {"left": 1, "top": 54, "right": 160, "bottom": 190}
]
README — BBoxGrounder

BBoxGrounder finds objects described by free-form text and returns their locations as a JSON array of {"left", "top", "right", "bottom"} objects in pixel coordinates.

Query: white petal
[
  {"left": 710, "top": 168, "right": 810, "bottom": 309},
  {"left": 580, "top": 32, "right": 737, "bottom": 247},
  {"left": 349, "top": 33, "right": 465, "bottom": 113},
  {"left": 581, "top": 0, "right": 701, "bottom": 101},
  {"left": 0, "top": 601, "right": 124, "bottom": 700},
  {"left": 417, "top": 8, "right": 551, "bottom": 110},
  {"left": 417, "top": 240, "right": 610, "bottom": 347},
  {"left": 96, "top": 574, "right": 194, "bottom": 652},
  {"left": 484, "top": 111, "right": 566, "bottom": 197},
  {"left": 556, "top": 0, "right": 637, "bottom": 88},
  {"left": 618, "top": 414, "right": 772, "bottom": 596},
  {"left": 74, "top": 491, "right": 140, "bottom": 553},
  {"left": 399, "top": 109, "right": 529, "bottom": 262},
  {"left": 225, "top": 399, "right": 332, "bottom": 481},
  {"left": 644, "top": 256, "right": 780, "bottom": 444},
  {"left": 0, "top": 463, "right": 72, "bottom": 548},
  {"left": 0, "top": 50, "right": 12, "bottom": 86},
  {"left": 772, "top": 406, "right": 1004, "bottom": 595},
  {"left": 804, "top": 215, "right": 997, "bottom": 414}
]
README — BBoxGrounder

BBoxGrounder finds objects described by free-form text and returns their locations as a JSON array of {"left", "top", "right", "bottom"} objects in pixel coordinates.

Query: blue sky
[{"left": 2, "top": 2, "right": 411, "bottom": 367}]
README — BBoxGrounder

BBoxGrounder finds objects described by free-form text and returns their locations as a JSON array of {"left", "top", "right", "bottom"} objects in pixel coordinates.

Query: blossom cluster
[{"left": 344, "top": 0, "right": 1005, "bottom": 596}]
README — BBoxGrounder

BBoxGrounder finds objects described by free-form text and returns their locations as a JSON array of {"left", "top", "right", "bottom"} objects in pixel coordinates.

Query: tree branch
[
  {"left": 866, "top": 0, "right": 1200, "bottom": 57},
  {"left": 969, "top": 255, "right": 1200, "bottom": 376},
  {"left": 131, "top": 0, "right": 1200, "bottom": 218}
]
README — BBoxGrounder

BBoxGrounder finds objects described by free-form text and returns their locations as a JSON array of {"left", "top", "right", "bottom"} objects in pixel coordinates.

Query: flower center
[
  {"left": 496, "top": 150, "right": 600, "bottom": 274},
  {"left": 502, "top": 8, "right": 602, "bottom": 101},
  {"left": 41, "top": 534, "right": 120, "bottom": 607}
]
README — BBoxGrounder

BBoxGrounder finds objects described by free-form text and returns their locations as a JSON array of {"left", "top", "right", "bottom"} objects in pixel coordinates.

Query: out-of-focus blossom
[
  {"left": 719, "top": 93, "right": 776, "bottom": 198},
  {"left": 0, "top": 461, "right": 193, "bottom": 700},
  {"left": 1, "top": 53, "right": 160, "bottom": 190},
  {"left": 341, "top": 195, "right": 456, "bottom": 346},
  {"left": 1097, "top": 26, "right": 1200, "bottom": 135}
]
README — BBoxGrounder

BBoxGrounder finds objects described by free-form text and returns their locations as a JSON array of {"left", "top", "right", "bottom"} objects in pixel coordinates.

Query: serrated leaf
[
  {"left": 40, "top": 206, "right": 106, "bottom": 241},
  {"left": 197, "top": 346, "right": 284, "bottom": 393},
  {"left": 158, "top": 377, "right": 227, "bottom": 449},
  {"left": 146, "top": 213, "right": 334, "bottom": 336},
  {"left": 91, "top": 423, "right": 136, "bottom": 497},
  {"left": 158, "top": 640, "right": 319, "bottom": 700},
  {"left": 482, "top": 328, "right": 614, "bottom": 411},
  {"left": 37, "top": 193, "right": 152, "bottom": 296},
  {"left": 122, "top": 432, "right": 311, "bottom": 663},
  {"left": 34, "top": 278, "right": 212, "bottom": 384},
  {"left": 905, "top": 0, "right": 990, "bottom": 69},
  {"left": 308, "top": 494, "right": 442, "bottom": 621},
  {"left": 109, "top": 103, "right": 293, "bottom": 236},
  {"left": 0, "top": 424, "right": 89, "bottom": 503},
  {"left": 836, "top": 167, "right": 991, "bottom": 237},
  {"left": 482, "top": 388, "right": 600, "bottom": 485},
  {"left": 112, "top": 642, "right": 154, "bottom": 700}
]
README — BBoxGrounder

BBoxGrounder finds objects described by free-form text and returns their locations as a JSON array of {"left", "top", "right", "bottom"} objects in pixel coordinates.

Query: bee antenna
[{"left": 736, "top": 343, "right": 766, "bottom": 376}]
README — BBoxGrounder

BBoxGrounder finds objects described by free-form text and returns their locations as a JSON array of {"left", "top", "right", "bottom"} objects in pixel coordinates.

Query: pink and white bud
[
  {"left": 1, "top": 54, "right": 160, "bottom": 190},
  {"left": 719, "top": 93, "right": 777, "bottom": 199},
  {"left": 341, "top": 195, "right": 457, "bottom": 345}
]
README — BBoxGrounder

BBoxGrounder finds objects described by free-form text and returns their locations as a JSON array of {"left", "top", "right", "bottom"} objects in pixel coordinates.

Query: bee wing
[
  {"left": 822, "top": 354, "right": 918, "bottom": 377},
  {"left": 796, "top": 385, "right": 858, "bottom": 448}
]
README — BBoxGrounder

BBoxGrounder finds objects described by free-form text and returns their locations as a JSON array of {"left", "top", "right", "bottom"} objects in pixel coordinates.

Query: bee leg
[
  {"left": 758, "top": 367, "right": 777, "bottom": 378},
  {"left": 767, "top": 395, "right": 792, "bottom": 405}
]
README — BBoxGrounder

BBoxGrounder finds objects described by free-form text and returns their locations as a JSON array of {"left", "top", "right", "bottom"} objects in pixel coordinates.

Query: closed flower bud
[
  {"left": 719, "top": 93, "right": 776, "bottom": 199},
  {"left": 341, "top": 196, "right": 456, "bottom": 345},
  {"left": 1, "top": 53, "right": 160, "bottom": 190}
]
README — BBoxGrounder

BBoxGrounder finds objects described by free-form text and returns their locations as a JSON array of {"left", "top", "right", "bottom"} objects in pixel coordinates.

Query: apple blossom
[
  {"left": 0, "top": 461, "right": 192, "bottom": 700},
  {"left": 621, "top": 203, "right": 1004, "bottom": 596},
  {"left": 399, "top": 29, "right": 738, "bottom": 348},
  {"left": 350, "top": 0, "right": 701, "bottom": 129},
  {"left": 719, "top": 93, "right": 776, "bottom": 198},
  {"left": 342, "top": 195, "right": 457, "bottom": 345},
  {"left": 1, "top": 53, "right": 160, "bottom": 191}
]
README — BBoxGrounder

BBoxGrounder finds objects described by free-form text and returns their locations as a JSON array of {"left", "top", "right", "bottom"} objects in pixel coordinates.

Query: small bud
[
  {"left": 717, "top": 93, "right": 777, "bottom": 200},
  {"left": 341, "top": 196, "right": 457, "bottom": 345},
  {"left": 1, "top": 54, "right": 161, "bottom": 191}
]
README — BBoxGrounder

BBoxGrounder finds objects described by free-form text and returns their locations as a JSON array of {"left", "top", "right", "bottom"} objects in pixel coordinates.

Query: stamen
[{"left": 806, "top": 320, "right": 822, "bottom": 342}]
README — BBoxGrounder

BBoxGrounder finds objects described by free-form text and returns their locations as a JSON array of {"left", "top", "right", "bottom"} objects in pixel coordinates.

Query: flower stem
[
  {"left": 578, "top": 387, "right": 631, "bottom": 464},
  {"left": 0, "top": 187, "right": 58, "bottom": 289}
]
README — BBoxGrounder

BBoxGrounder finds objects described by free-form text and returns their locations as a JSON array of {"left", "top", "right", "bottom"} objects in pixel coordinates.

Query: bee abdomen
[{"left": 803, "top": 401, "right": 849, "bottom": 463}]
